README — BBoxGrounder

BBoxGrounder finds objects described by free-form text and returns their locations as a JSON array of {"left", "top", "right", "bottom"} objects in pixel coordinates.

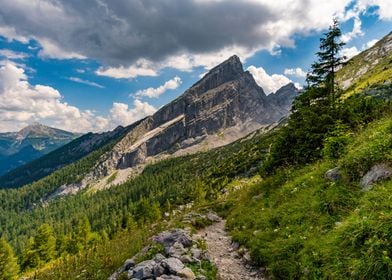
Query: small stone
[
  {"left": 206, "top": 212, "right": 221, "bottom": 223},
  {"left": 154, "top": 253, "right": 166, "bottom": 263},
  {"left": 191, "top": 248, "right": 202, "bottom": 260},
  {"left": 177, "top": 267, "right": 196, "bottom": 279},
  {"left": 180, "top": 254, "right": 194, "bottom": 263},
  {"left": 168, "top": 241, "right": 187, "bottom": 257},
  {"left": 325, "top": 167, "right": 341, "bottom": 181}
]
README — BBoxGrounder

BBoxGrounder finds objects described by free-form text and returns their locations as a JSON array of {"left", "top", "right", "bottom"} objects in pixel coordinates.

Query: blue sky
[{"left": 0, "top": 0, "right": 391, "bottom": 132}]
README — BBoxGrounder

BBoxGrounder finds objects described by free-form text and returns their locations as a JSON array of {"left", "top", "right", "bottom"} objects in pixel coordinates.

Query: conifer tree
[
  {"left": 306, "top": 18, "right": 345, "bottom": 108},
  {"left": 0, "top": 238, "right": 19, "bottom": 280}
]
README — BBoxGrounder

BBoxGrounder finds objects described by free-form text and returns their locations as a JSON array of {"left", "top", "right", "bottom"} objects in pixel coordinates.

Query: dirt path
[{"left": 195, "top": 220, "right": 265, "bottom": 280}]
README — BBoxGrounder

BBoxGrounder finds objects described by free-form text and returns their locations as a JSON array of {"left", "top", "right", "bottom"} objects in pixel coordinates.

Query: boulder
[
  {"left": 325, "top": 167, "right": 341, "bottom": 181},
  {"left": 132, "top": 260, "right": 157, "bottom": 279},
  {"left": 161, "top": 257, "right": 185, "bottom": 274},
  {"left": 153, "top": 229, "right": 193, "bottom": 249},
  {"left": 360, "top": 164, "right": 392, "bottom": 190}
]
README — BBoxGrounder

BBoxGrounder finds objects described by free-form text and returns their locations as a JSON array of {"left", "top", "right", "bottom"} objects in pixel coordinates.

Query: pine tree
[
  {"left": 0, "top": 238, "right": 19, "bottom": 280},
  {"left": 306, "top": 18, "right": 345, "bottom": 108}
]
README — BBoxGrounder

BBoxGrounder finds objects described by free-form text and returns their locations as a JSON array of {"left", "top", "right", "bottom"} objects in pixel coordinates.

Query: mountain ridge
[{"left": 0, "top": 123, "right": 79, "bottom": 176}]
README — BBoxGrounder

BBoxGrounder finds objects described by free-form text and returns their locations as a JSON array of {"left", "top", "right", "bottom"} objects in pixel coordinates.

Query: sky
[{"left": 0, "top": 0, "right": 391, "bottom": 133}]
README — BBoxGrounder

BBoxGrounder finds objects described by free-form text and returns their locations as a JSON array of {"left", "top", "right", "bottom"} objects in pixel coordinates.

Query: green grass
[{"left": 226, "top": 115, "right": 392, "bottom": 279}]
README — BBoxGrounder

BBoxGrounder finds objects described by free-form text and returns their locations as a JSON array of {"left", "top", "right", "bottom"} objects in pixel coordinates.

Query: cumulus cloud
[
  {"left": 364, "top": 39, "right": 379, "bottom": 49},
  {"left": 247, "top": 65, "right": 292, "bottom": 94},
  {"left": 341, "top": 16, "right": 364, "bottom": 43},
  {"left": 109, "top": 100, "right": 156, "bottom": 127},
  {"left": 0, "top": 61, "right": 154, "bottom": 132},
  {"left": 68, "top": 77, "right": 104, "bottom": 89},
  {"left": 284, "top": 67, "right": 307, "bottom": 78},
  {"left": 134, "top": 77, "right": 182, "bottom": 98},
  {"left": 341, "top": 46, "right": 360, "bottom": 60},
  {"left": 2, "top": 0, "right": 388, "bottom": 77}
]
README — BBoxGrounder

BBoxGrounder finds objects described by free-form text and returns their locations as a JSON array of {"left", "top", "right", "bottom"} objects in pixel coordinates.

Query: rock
[
  {"left": 196, "top": 276, "right": 207, "bottom": 280},
  {"left": 153, "top": 229, "right": 193, "bottom": 249},
  {"left": 161, "top": 257, "right": 185, "bottom": 275},
  {"left": 325, "top": 167, "right": 341, "bottom": 181},
  {"left": 360, "top": 164, "right": 392, "bottom": 190},
  {"left": 157, "top": 275, "right": 182, "bottom": 280},
  {"left": 153, "top": 263, "right": 166, "bottom": 277},
  {"left": 122, "top": 258, "right": 136, "bottom": 271},
  {"left": 167, "top": 241, "right": 187, "bottom": 257},
  {"left": 206, "top": 212, "right": 221, "bottom": 223},
  {"left": 179, "top": 254, "right": 194, "bottom": 264},
  {"left": 177, "top": 267, "right": 196, "bottom": 279},
  {"left": 191, "top": 248, "right": 202, "bottom": 260},
  {"left": 231, "top": 242, "right": 240, "bottom": 250},
  {"left": 154, "top": 253, "right": 166, "bottom": 263},
  {"left": 132, "top": 260, "right": 157, "bottom": 279}
]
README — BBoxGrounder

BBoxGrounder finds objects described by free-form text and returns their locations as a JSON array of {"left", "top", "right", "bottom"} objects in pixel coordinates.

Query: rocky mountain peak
[{"left": 192, "top": 55, "right": 244, "bottom": 93}]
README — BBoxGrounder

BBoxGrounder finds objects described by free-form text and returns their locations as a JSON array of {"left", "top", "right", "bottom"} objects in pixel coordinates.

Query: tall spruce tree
[
  {"left": 261, "top": 19, "right": 346, "bottom": 173},
  {"left": 306, "top": 18, "right": 345, "bottom": 108}
]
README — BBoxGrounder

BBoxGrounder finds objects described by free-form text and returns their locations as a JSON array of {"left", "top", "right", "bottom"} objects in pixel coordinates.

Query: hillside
[
  {"left": 337, "top": 31, "right": 392, "bottom": 95},
  {"left": 0, "top": 123, "right": 79, "bottom": 176}
]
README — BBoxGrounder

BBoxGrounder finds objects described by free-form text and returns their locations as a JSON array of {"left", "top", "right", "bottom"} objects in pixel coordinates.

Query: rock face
[
  {"left": 86, "top": 55, "right": 297, "bottom": 183},
  {"left": 47, "top": 55, "right": 297, "bottom": 196}
]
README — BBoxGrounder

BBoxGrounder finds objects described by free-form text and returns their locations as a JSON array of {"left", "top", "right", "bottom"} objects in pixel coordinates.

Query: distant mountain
[
  {"left": 0, "top": 122, "right": 139, "bottom": 189},
  {"left": 337, "top": 31, "right": 392, "bottom": 95},
  {"left": 0, "top": 123, "right": 79, "bottom": 176}
]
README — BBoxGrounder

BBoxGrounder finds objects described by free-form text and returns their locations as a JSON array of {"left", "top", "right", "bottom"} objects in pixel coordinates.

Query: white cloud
[
  {"left": 247, "top": 65, "right": 292, "bottom": 95},
  {"left": 284, "top": 67, "right": 307, "bottom": 78},
  {"left": 341, "top": 16, "right": 364, "bottom": 43},
  {"left": 96, "top": 46, "right": 257, "bottom": 79},
  {"left": 0, "top": 49, "right": 28, "bottom": 60},
  {"left": 341, "top": 46, "right": 360, "bottom": 60},
  {"left": 96, "top": 59, "right": 158, "bottom": 79},
  {"left": 134, "top": 76, "right": 182, "bottom": 99},
  {"left": 364, "top": 39, "right": 379, "bottom": 49},
  {"left": 68, "top": 77, "right": 104, "bottom": 89},
  {"left": 0, "top": 60, "right": 96, "bottom": 132},
  {"left": 37, "top": 38, "right": 85, "bottom": 60},
  {"left": 356, "top": 0, "right": 392, "bottom": 20},
  {"left": 0, "top": 60, "right": 155, "bottom": 132},
  {"left": 109, "top": 100, "right": 156, "bottom": 127},
  {"left": 3, "top": 0, "right": 387, "bottom": 77}
]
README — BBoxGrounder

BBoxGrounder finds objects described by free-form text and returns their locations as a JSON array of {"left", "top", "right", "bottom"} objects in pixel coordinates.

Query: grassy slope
[
  {"left": 226, "top": 115, "right": 392, "bottom": 279},
  {"left": 336, "top": 32, "right": 392, "bottom": 97}
]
